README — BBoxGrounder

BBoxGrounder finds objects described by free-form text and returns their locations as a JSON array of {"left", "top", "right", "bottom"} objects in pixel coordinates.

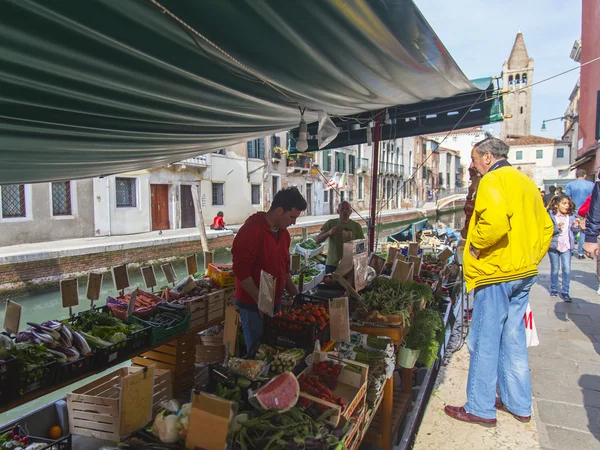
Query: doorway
[
  {"left": 306, "top": 183, "right": 312, "bottom": 216},
  {"left": 180, "top": 185, "right": 196, "bottom": 229},
  {"left": 151, "top": 184, "right": 170, "bottom": 231}
]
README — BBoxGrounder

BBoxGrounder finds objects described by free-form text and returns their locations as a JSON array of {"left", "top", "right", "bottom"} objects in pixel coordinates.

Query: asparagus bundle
[{"left": 271, "top": 348, "right": 305, "bottom": 373}]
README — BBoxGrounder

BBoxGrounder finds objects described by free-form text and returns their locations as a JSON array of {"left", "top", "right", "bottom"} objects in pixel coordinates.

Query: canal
[{"left": 0, "top": 208, "right": 464, "bottom": 423}]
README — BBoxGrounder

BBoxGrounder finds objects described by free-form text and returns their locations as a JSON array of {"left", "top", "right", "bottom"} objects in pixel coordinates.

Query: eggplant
[
  {"left": 48, "top": 349, "right": 68, "bottom": 363},
  {"left": 15, "top": 331, "right": 35, "bottom": 343},
  {"left": 42, "top": 320, "right": 63, "bottom": 330},
  {"left": 31, "top": 330, "right": 55, "bottom": 346},
  {"left": 58, "top": 326, "right": 73, "bottom": 348},
  {"left": 56, "top": 346, "right": 80, "bottom": 361},
  {"left": 27, "top": 322, "right": 61, "bottom": 341},
  {"left": 72, "top": 331, "right": 93, "bottom": 356}
]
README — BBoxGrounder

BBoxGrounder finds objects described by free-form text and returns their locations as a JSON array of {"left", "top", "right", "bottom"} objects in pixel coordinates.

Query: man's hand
[
  {"left": 329, "top": 227, "right": 341, "bottom": 237},
  {"left": 469, "top": 244, "right": 481, "bottom": 260},
  {"left": 583, "top": 241, "right": 599, "bottom": 259}
]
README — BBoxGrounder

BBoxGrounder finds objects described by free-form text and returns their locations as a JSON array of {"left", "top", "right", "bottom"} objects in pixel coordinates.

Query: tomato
[{"left": 312, "top": 310, "right": 322, "bottom": 317}]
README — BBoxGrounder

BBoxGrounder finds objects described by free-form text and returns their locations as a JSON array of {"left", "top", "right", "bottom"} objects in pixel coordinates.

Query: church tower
[{"left": 501, "top": 32, "right": 534, "bottom": 138}]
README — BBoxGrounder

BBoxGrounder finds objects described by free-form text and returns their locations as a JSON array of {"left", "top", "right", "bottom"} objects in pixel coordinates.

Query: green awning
[{"left": 1, "top": 0, "right": 499, "bottom": 184}]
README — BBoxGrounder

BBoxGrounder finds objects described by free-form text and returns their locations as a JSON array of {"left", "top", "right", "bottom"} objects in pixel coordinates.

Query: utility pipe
[{"left": 368, "top": 113, "right": 382, "bottom": 253}]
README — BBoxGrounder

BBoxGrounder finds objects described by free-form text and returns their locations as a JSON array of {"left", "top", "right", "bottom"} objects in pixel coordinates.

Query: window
[
  {"left": 247, "top": 138, "right": 265, "bottom": 159},
  {"left": 251, "top": 184, "right": 261, "bottom": 205},
  {"left": 214, "top": 148, "right": 226, "bottom": 155},
  {"left": 52, "top": 181, "right": 72, "bottom": 216},
  {"left": 439, "top": 173, "right": 444, "bottom": 186},
  {"left": 349, "top": 155, "right": 356, "bottom": 174},
  {"left": 422, "top": 143, "right": 427, "bottom": 155},
  {"left": 422, "top": 166, "right": 427, "bottom": 178},
  {"left": 271, "top": 135, "right": 281, "bottom": 148},
  {"left": 324, "top": 191, "right": 329, "bottom": 203},
  {"left": 522, "top": 73, "right": 527, "bottom": 85},
  {"left": 556, "top": 148, "right": 565, "bottom": 158},
  {"left": 515, "top": 74, "right": 520, "bottom": 86},
  {"left": 349, "top": 191, "right": 354, "bottom": 201},
  {"left": 508, "top": 75, "right": 514, "bottom": 87},
  {"left": 1, "top": 184, "right": 25, "bottom": 218},
  {"left": 520, "top": 106, "right": 523, "bottom": 114},
  {"left": 335, "top": 152, "right": 346, "bottom": 172},
  {"left": 115, "top": 178, "right": 136, "bottom": 208},
  {"left": 272, "top": 176, "right": 279, "bottom": 196},
  {"left": 323, "top": 150, "right": 332, "bottom": 171},
  {"left": 358, "top": 176, "right": 364, "bottom": 200},
  {"left": 212, "top": 183, "right": 224, "bottom": 206},
  {"left": 536, "top": 149, "right": 543, "bottom": 159},
  {"left": 287, "top": 133, "right": 297, "bottom": 153},
  {"left": 516, "top": 151, "right": 523, "bottom": 160}
]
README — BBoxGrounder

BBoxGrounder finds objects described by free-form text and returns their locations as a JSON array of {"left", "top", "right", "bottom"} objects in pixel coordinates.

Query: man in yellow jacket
[{"left": 445, "top": 138, "right": 553, "bottom": 427}]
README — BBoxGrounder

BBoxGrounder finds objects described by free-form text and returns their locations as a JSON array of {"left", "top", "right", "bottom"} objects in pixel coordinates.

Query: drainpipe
[{"left": 106, "top": 178, "right": 112, "bottom": 236}]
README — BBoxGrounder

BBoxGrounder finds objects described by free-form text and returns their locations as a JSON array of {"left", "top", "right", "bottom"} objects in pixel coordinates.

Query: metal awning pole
[{"left": 368, "top": 113, "right": 382, "bottom": 253}]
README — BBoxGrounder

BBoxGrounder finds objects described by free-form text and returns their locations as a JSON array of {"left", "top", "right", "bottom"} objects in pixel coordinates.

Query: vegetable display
[
  {"left": 68, "top": 309, "right": 142, "bottom": 348},
  {"left": 216, "top": 382, "right": 242, "bottom": 403},
  {"left": 273, "top": 303, "right": 329, "bottom": 331},
  {"left": 271, "top": 348, "right": 305, "bottom": 374},
  {"left": 232, "top": 407, "right": 347, "bottom": 450},
  {"left": 228, "top": 358, "right": 266, "bottom": 381},
  {"left": 298, "top": 239, "right": 320, "bottom": 250},
  {"left": 15, "top": 321, "right": 91, "bottom": 363},
  {"left": 403, "top": 308, "right": 444, "bottom": 368}
]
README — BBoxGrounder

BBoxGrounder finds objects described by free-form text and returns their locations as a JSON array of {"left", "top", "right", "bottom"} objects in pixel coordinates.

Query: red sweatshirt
[
  {"left": 231, "top": 213, "right": 291, "bottom": 305},
  {"left": 212, "top": 216, "right": 225, "bottom": 228}
]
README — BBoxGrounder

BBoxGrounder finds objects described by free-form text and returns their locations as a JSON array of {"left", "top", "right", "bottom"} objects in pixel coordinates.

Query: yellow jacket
[{"left": 464, "top": 164, "right": 553, "bottom": 292}]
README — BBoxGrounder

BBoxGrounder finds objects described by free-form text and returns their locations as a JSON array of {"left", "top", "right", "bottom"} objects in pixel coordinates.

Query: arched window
[
  {"left": 522, "top": 73, "right": 527, "bottom": 85},
  {"left": 515, "top": 74, "right": 521, "bottom": 86},
  {"left": 508, "top": 75, "right": 514, "bottom": 87}
]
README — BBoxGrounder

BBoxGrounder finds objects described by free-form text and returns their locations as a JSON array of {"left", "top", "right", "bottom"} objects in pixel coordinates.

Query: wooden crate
[
  {"left": 222, "top": 287, "right": 235, "bottom": 306},
  {"left": 132, "top": 329, "right": 197, "bottom": 393},
  {"left": 196, "top": 344, "right": 226, "bottom": 364},
  {"left": 181, "top": 296, "right": 207, "bottom": 330},
  {"left": 67, "top": 366, "right": 170, "bottom": 441},
  {"left": 151, "top": 369, "right": 172, "bottom": 413}
]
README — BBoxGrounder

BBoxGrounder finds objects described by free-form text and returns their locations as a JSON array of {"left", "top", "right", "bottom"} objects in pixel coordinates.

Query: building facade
[
  {"left": 0, "top": 180, "right": 95, "bottom": 245},
  {"left": 501, "top": 32, "right": 534, "bottom": 139}
]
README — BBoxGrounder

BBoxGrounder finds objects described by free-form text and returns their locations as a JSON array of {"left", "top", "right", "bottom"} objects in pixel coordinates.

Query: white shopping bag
[{"left": 524, "top": 303, "right": 539, "bottom": 347}]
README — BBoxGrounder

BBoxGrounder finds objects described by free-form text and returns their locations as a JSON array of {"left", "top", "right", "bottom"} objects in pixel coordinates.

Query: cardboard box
[{"left": 186, "top": 392, "right": 236, "bottom": 450}]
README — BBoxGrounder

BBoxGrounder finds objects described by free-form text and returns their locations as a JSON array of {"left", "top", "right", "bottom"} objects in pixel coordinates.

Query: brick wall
[{"left": 0, "top": 209, "right": 430, "bottom": 290}]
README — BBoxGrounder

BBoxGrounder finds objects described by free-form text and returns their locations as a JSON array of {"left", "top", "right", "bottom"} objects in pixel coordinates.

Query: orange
[{"left": 48, "top": 426, "right": 62, "bottom": 440}]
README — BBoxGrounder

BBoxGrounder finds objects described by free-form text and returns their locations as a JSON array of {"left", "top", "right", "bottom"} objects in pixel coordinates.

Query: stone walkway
[{"left": 414, "top": 256, "right": 600, "bottom": 449}]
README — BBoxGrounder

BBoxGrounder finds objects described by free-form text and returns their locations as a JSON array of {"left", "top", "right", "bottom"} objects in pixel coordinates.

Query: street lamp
[{"left": 541, "top": 112, "right": 577, "bottom": 132}]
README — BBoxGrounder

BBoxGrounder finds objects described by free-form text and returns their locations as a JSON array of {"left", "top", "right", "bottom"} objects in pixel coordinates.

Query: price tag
[
  {"left": 204, "top": 251, "right": 214, "bottom": 270},
  {"left": 86, "top": 273, "right": 103, "bottom": 301},
  {"left": 291, "top": 255, "right": 301, "bottom": 273},
  {"left": 391, "top": 259, "right": 413, "bottom": 282},
  {"left": 4, "top": 300, "right": 22, "bottom": 335},
  {"left": 438, "top": 248, "right": 454, "bottom": 263},
  {"left": 409, "top": 256, "right": 422, "bottom": 277},
  {"left": 60, "top": 278, "right": 80, "bottom": 308},
  {"left": 127, "top": 289, "right": 138, "bottom": 318},
  {"left": 186, "top": 255, "right": 199, "bottom": 276},
  {"left": 408, "top": 242, "right": 419, "bottom": 257},
  {"left": 140, "top": 266, "right": 157, "bottom": 290},
  {"left": 161, "top": 263, "right": 177, "bottom": 284},
  {"left": 112, "top": 264, "right": 130, "bottom": 292}
]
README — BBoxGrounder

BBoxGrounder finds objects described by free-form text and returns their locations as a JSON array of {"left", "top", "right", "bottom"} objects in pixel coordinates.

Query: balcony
[
  {"left": 175, "top": 154, "right": 209, "bottom": 170},
  {"left": 358, "top": 157, "right": 370, "bottom": 172},
  {"left": 287, "top": 155, "right": 312, "bottom": 174},
  {"left": 379, "top": 161, "right": 400, "bottom": 175}
]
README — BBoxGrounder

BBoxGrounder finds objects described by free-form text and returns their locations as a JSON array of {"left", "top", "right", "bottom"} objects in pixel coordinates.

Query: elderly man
[
  {"left": 567, "top": 169, "right": 594, "bottom": 259},
  {"left": 316, "top": 201, "right": 365, "bottom": 273},
  {"left": 445, "top": 138, "right": 553, "bottom": 427}
]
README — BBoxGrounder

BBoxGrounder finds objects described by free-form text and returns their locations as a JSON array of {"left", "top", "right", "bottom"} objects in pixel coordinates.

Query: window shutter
[
  {"left": 247, "top": 141, "right": 255, "bottom": 158},
  {"left": 258, "top": 138, "right": 265, "bottom": 159}
]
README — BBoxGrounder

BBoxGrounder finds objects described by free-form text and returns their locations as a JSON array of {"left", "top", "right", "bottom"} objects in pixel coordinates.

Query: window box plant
[{"left": 398, "top": 308, "right": 443, "bottom": 369}]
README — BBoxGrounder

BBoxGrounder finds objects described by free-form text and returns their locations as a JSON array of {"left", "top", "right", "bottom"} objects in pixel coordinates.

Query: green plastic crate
[{"left": 128, "top": 305, "right": 191, "bottom": 346}]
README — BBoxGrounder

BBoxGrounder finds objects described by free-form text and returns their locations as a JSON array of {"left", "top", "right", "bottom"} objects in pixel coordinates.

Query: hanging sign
[
  {"left": 409, "top": 256, "right": 422, "bottom": 278},
  {"left": 141, "top": 266, "right": 157, "bottom": 291},
  {"left": 161, "top": 263, "right": 177, "bottom": 284},
  {"left": 60, "top": 278, "right": 80, "bottom": 309},
  {"left": 112, "top": 264, "right": 130, "bottom": 293},
  {"left": 391, "top": 259, "right": 413, "bottom": 282},
  {"left": 186, "top": 255, "right": 198, "bottom": 276},
  {"left": 408, "top": 242, "right": 419, "bottom": 257},
  {"left": 86, "top": 273, "right": 103, "bottom": 302},
  {"left": 4, "top": 300, "right": 22, "bottom": 335}
]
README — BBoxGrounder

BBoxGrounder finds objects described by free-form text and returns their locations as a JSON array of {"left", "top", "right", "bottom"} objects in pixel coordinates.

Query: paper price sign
[
  {"left": 86, "top": 273, "right": 103, "bottom": 301},
  {"left": 186, "top": 255, "right": 198, "bottom": 276},
  {"left": 4, "top": 300, "right": 22, "bottom": 335},
  {"left": 60, "top": 278, "right": 80, "bottom": 308}
]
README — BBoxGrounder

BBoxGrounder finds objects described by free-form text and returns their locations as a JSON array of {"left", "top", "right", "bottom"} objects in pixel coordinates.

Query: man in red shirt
[{"left": 231, "top": 187, "right": 307, "bottom": 354}]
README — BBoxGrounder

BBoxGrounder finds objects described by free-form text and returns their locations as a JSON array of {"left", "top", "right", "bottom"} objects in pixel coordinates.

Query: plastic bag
[
  {"left": 329, "top": 297, "right": 350, "bottom": 343},
  {"left": 317, "top": 110, "right": 339, "bottom": 149},
  {"left": 524, "top": 303, "right": 539, "bottom": 347},
  {"left": 227, "top": 358, "right": 267, "bottom": 380},
  {"left": 258, "top": 270, "right": 275, "bottom": 317}
]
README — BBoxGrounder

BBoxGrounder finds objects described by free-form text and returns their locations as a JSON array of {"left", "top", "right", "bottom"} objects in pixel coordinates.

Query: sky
[{"left": 415, "top": 0, "right": 582, "bottom": 140}]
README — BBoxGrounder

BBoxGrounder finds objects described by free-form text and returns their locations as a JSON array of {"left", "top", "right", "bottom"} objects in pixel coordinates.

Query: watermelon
[{"left": 249, "top": 372, "right": 299, "bottom": 411}]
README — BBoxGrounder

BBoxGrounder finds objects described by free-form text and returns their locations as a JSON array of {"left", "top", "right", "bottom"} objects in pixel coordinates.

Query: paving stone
[
  {"left": 545, "top": 425, "right": 600, "bottom": 450},
  {"left": 554, "top": 302, "right": 584, "bottom": 313},
  {"left": 536, "top": 400, "right": 600, "bottom": 433},
  {"left": 532, "top": 381, "right": 600, "bottom": 408},
  {"left": 578, "top": 362, "right": 600, "bottom": 377},
  {"left": 559, "top": 343, "right": 600, "bottom": 363},
  {"left": 556, "top": 329, "right": 598, "bottom": 343},
  {"left": 531, "top": 367, "right": 570, "bottom": 387},
  {"left": 529, "top": 355, "right": 579, "bottom": 371}
]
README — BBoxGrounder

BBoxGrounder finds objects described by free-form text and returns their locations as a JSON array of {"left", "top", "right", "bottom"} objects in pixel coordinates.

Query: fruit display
[
  {"left": 297, "top": 373, "right": 347, "bottom": 412},
  {"left": 249, "top": 372, "right": 300, "bottom": 411},
  {"left": 312, "top": 360, "right": 343, "bottom": 389},
  {"left": 273, "top": 302, "right": 329, "bottom": 331},
  {"left": 107, "top": 289, "right": 163, "bottom": 320}
]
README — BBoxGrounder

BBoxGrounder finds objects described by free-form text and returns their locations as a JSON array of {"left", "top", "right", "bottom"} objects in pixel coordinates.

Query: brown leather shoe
[
  {"left": 443, "top": 405, "right": 496, "bottom": 427},
  {"left": 495, "top": 397, "right": 531, "bottom": 423}
]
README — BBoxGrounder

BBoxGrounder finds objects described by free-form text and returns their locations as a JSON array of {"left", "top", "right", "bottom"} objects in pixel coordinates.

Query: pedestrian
[
  {"left": 566, "top": 169, "right": 594, "bottom": 259},
  {"left": 315, "top": 201, "right": 365, "bottom": 273},
  {"left": 231, "top": 187, "right": 306, "bottom": 354},
  {"left": 444, "top": 138, "right": 553, "bottom": 427},
  {"left": 210, "top": 211, "right": 226, "bottom": 230},
  {"left": 547, "top": 195, "right": 580, "bottom": 302},
  {"left": 557, "top": 187, "right": 564, "bottom": 195},
  {"left": 543, "top": 185, "right": 557, "bottom": 208},
  {"left": 583, "top": 173, "right": 600, "bottom": 294}
]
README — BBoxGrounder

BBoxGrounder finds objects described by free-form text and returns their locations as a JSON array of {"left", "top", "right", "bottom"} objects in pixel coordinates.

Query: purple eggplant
[
  {"left": 56, "top": 346, "right": 80, "bottom": 361},
  {"left": 27, "top": 322, "right": 61, "bottom": 340},
  {"left": 71, "top": 331, "right": 92, "bottom": 356}
]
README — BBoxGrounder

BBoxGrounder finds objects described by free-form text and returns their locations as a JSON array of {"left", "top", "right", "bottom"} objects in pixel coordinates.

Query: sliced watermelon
[{"left": 249, "top": 372, "right": 299, "bottom": 411}]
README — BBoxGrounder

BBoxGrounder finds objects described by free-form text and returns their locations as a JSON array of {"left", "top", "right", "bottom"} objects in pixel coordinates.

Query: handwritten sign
[
  {"left": 204, "top": 251, "right": 214, "bottom": 270},
  {"left": 186, "top": 255, "right": 198, "bottom": 276},
  {"left": 141, "top": 266, "right": 157, "bottom": 290},
  {"left": 86, "top": 273, "right": 103, "bottom": 301},
  {"left": 4, "top": 300, "right": 22, "bottom": 335},
  {"left": 291, "top": 255, "right": 301, "bottom": 273},
  {"left": 438, "top": 248, "right": 453, "bottom": 263},
  {"left": 127, "top": 289, "right": 138, "bottom": 318},
  {"left": 161, "top": 263, "right": 177, "bottom": 284},
  {"left": 353, "top": 253, "right": 369, "bottom": 292},
  {"left": 391, "top": 259, "right": 413, "bottom": 282},
  {"left": 112, "top": 264, "right": 130, "bottom": 292},
  {"left": 119, "top": 366, "right": 154, "bottom": 436},
  {"left": 409, "top": 256, "right": 422, "bottom": 277},
  {"left": 60, "top": 279, "right": 79, "bottom": 308},
  {"left": 368, "top": 254, "right": 385, "bottom": 275},
  {"left": 408, "top": 242, "right": 419, "bottom": 257},
  {"left": 386, "top": 246, "right": 399, "bottom": 265}
]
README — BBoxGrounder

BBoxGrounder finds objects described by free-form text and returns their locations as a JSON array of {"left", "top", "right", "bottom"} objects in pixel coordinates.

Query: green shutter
[
  {"left": 258, "top": 138, "right": 265, "bottom": 159},
  {"left": 247, "top": 141, "right": 254, "bottom": 158}
]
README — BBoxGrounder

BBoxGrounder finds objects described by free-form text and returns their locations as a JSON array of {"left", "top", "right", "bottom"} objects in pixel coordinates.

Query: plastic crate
[
  {"left": 16, "top": 360, "right": 58, "bottom": 397},
  {"left": 0, "top": 356, "right": 17, "bottom": 404},
  {"left": 265, "top": 316, "right": 330, "bottom": 351},
  {"left": 206, "top": 264, "right": 236, "bottom": 287},
  {"left": 0, "top": 425, "right": 72, "bottom": 450},
  {"left": 56, "top": 354, "right": 93, "bottom": 384},
  {"left": 129, "top": 304, "right": 191, "bottom": 346}
]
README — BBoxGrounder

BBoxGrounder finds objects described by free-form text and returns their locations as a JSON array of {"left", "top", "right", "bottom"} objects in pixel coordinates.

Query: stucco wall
[{"left": 0, "top": 180, "right": 95, "bottom": 246}]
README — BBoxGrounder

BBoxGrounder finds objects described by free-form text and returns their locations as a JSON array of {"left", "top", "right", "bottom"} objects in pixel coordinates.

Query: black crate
[
  {"left": 15, "top": 360, "right": 58, "bottom": 397},
  {"left": 264, "top": 316, "right": 330, "bottom": 351},
  {"left": 56, "top": 354, "right": 92, "bottom": 384},
  {"left": 0, "top": 425, "right": 72, "bottom": 450},
  {"left": 0, "top": 356, "right": 17, "bottom": 404}
]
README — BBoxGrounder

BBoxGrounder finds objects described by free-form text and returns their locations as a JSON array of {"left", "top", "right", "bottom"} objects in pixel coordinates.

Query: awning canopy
[{"left": 1, "top": 0, "right": 499, "bottom": 184}]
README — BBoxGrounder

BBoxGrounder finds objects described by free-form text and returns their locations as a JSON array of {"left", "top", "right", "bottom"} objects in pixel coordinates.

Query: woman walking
[{"left": 548, "top": 195, "right": 580, "bottom": 302}]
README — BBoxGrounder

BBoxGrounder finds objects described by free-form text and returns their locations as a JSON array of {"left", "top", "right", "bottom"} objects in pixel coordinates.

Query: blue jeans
[
  {"left": 465, "top": 276, "right": 536, "bottom": 419},
  {"left": 577, "top": 231, "right": 585, "bottom": 255},
  {"left": 235, "top": 300, "right": 280, "bottom": 355},
  {"left": 548, "top": 250, "right": 571, "bottom": 295}
]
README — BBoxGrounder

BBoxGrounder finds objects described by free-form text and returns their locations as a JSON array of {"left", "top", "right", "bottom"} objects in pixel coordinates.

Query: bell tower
[{"left": 501, "top": 31, "right": 534, "bottom": 138}]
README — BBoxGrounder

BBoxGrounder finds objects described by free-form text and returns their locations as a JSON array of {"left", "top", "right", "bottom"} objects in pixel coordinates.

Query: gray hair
[{"left": 473, "top": 137, "right": 509, "bottom": 159}]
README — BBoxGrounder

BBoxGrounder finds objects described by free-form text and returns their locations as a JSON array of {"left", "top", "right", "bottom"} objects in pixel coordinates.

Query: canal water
[{"left": 0, "top": 208, "right": 465, "bottom": 423}]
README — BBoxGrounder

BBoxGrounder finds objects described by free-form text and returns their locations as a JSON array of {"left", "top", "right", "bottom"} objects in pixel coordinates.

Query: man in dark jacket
[
  {"left": 567, "top": 169, "right": 594, "bottom": 258},
  {"left": 583, "top": 177, "right": 600, "bottom": 274},
  {"left": 231, "top": 187, "right": 306, "bottom": 354}
]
